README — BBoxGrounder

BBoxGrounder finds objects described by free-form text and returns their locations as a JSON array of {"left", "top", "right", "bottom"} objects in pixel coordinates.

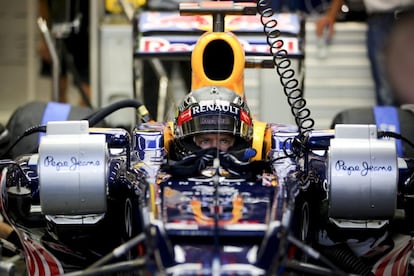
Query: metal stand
[{"left": 37, "top": 5, "right": 92, "bottom": 108}]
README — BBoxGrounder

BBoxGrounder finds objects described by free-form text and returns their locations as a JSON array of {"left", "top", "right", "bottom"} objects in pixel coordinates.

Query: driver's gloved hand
[
  {"left": 219, "top": 149, "right": 253, "bottom": 176},
  {"left": 160, "top": 148, "right": 217, "bottom": 177},
  {"left": 219, "top": 148, "right": 272, "bottom": 177},
  {"left": 226, "top": 148, "right": 257, "bottom": 162}
]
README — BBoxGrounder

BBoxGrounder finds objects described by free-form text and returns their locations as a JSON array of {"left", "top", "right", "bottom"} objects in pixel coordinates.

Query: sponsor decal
[
  {"left": 177, "top": 102, "right": 250, "bottom": 127},
  {"left": 138, "top": 12, "right": 300, "bottom": 34},
  {"left": 177, "top": 109, "right": 192, "bottom": 126},
  {"left": 138, "top": 37, "right": 300, "bottom": 55},
  {"left": 200, "top": 117, "right": 232, "bottom": 126},
  {"left": 191, "top": 103, "right": 240, "bottom": 116},
  {"left": 240, "top": 109, "right": 252, "bottom": 125}
]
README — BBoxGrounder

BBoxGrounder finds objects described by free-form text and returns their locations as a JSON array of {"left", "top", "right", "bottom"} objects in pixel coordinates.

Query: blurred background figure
[
  {"left": 316, "top": 0, "right": 414, "bottom": 106},
  {"left": 330, "top": 8, "right": 414, "bottom": 158},
  {"left": 385, "top": 8, "right": 414, "bottom": 106},
  {"left": 38, "top": 0, "right": 92, "bottom": 108}
]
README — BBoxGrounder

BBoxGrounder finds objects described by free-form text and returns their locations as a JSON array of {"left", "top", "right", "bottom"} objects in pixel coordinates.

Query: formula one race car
[{"left": 1, "top": 1, "right": 414, "bottom": 275}]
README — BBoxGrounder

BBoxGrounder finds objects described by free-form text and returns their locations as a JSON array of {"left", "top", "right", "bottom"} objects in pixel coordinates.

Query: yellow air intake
[{"left": 191, "top": 31, "right": 245, "bottom": 97}]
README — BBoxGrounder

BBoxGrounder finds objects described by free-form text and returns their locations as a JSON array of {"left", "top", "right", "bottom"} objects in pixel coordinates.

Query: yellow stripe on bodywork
[{"left": 251, "top": 121, "right": 267, "bottom": 161}]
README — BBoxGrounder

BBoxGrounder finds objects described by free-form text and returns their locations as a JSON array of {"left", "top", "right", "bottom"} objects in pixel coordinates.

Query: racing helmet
[{"left": 173, "top": 86, "right": 253, "bottom": 157}]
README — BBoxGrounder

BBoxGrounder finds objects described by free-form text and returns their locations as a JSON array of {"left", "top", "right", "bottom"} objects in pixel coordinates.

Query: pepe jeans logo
[
  {"left": 43, "top": 155, "right": 101, "bottom": 171},
  {"left": 334, "top": 159, "right": 393, "bottom": 176}
]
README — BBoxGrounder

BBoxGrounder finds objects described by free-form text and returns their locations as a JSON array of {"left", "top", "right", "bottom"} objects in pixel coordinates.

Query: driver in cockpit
[
  {"left": 162, "top": 86, "right": 269, "bottom": 178},
  {"left": 171, "top": 85, "right": 254, "bottom": 159}
]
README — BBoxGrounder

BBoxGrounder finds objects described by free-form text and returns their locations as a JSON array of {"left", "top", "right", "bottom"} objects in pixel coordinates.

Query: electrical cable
[
  {"left": 0, "top": 125, "right": 46, "bottom": 159},
  {"left": 1, "top": 99, "right": 152, "bottom": 159},
  {"left": 84, "top": 98, "right": 148, "bottom": 127},
  {"left": 378, "top": 130, "right": 414, "bottom": 150},
  {"left": 256, "top": 0, "right": 315, "bottom": 150}
]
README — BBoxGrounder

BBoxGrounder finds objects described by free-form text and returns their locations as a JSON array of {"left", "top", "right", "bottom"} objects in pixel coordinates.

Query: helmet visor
[{"left": 176, "top": 114, "right": 251, "bottom": 139}]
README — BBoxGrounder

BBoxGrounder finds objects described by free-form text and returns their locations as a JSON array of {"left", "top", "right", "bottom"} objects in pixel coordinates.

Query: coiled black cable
[{"left": 256, "top": 0, "right": 314, "bottom": 140}]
